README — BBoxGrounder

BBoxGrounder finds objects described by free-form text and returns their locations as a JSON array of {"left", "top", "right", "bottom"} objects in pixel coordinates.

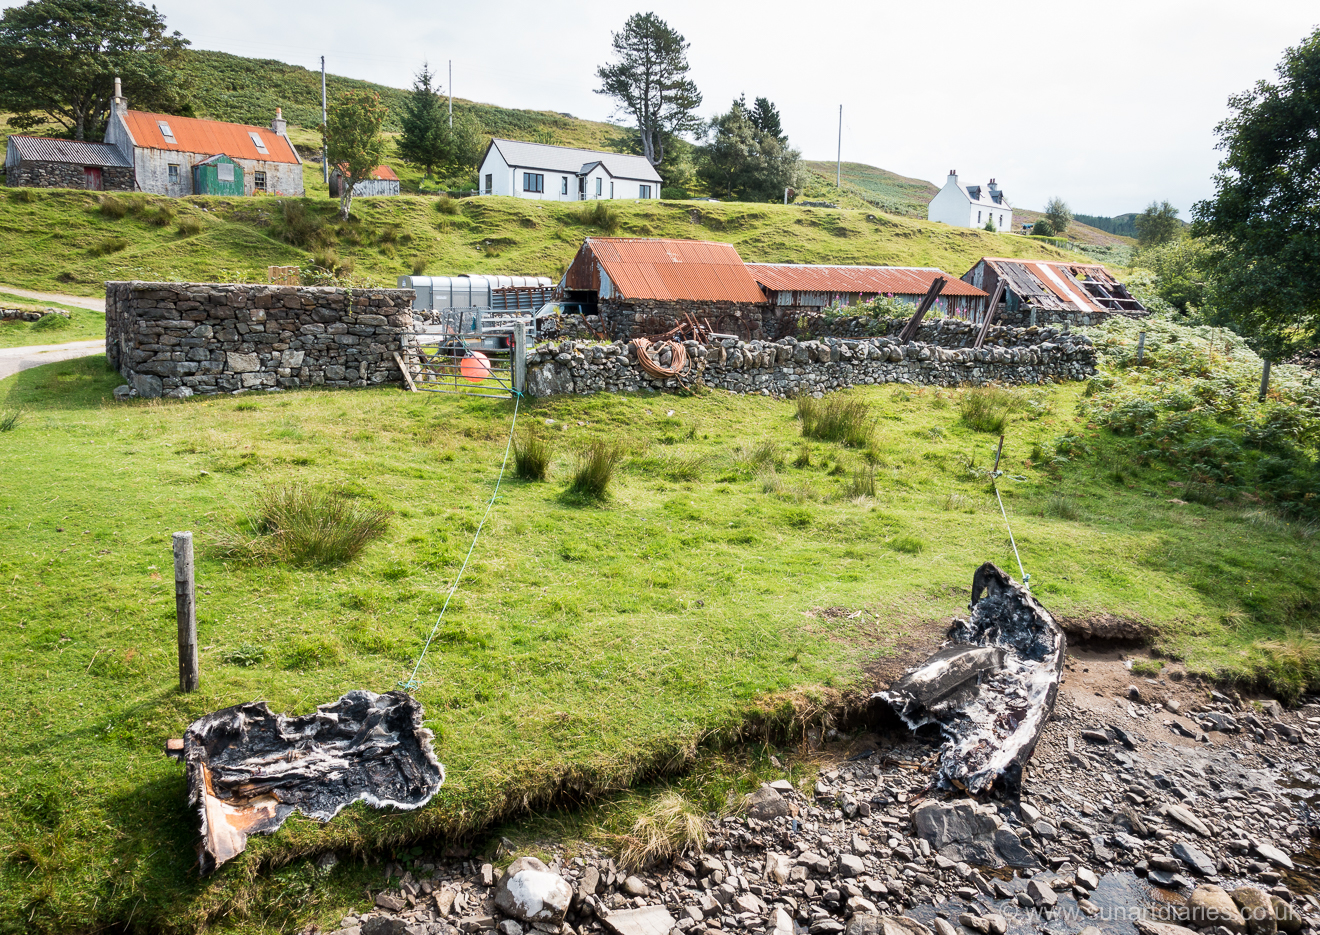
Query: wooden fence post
[
  {"left": 174, "top": 532, "right": 198, "bottom": 693},
  {"left": 513, "top": 321, "right": 527, "bottom": 395},
  {"left": 1136, "top": 331, "right": 1146, "bottom": 365},
  {"left": 1259, "top": 358, "right": 1271, "bottom": 403}
]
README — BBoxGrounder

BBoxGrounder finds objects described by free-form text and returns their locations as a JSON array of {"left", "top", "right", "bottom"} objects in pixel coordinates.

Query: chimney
[
  {"left": 112, "top": 76, "right": 127, "bottom": 115},
  {"left": 271, "top": 106, "right": 287, "bottom": 136},
  {"left": 988, "top": 178, "right": 1000, "bottom": 192}
]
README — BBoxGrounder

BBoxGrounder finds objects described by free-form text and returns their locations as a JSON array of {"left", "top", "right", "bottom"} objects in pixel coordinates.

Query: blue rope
[{"left": 399, "top": 391, "right": 522, "bottom": 692}]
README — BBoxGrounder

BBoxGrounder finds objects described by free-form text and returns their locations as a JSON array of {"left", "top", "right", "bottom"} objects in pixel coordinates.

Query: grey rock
[
  {"left": 844, "top": 916, "right": 933, "bottom": 935},
  {"left": 1081, "top": 730, "right": 1111, "bottom": 745},
  {"left": 166, "top": 385, "right": 193, "bottom": 398},
  {"left": 1173, "top": 841, "right": 1218, "bottom": 877},
  {"left": 932, "top": 920, "right": 958, "bottom": 935},
  {"left": 1167, "top": 805, "right": 1211, "bottom": 837},
  {"left": 376, "top": 893, "right": 407, "bottom": 911},
  {"left": 493, "top": 857, "right": 572, "bottom": 923},
  {"left": 622, "top": 875, "right": 649, "bottom": 897},
  {"left": 1076, "top": 867, "right": 1100, "bottom": 890},
  {"left": 1230, "top": 888, "right": 1276, "bottom": 935},
  {"left": 1271, "top": 897, "right": 1302, "bottom": 935},
  {"left": 577, "top": 867, "right": 600, "bottom": 901},
  {"left": 1026, "top": 879, "right": 1057, "bottom": 909},
  {"left": 746, "top": 784, "right": 790, "bottom": 821},
  {"left": 226, "top": 351, "right": 259, "bottom": 373},
  {"left": 765, "top": 853, "right": 792, "bottom": 884},
  {"left": 526, "top": 361, "right": 573, "bottom": 397},
  {"left": 772, "top": 908, "right": 795, "bottom": 935},
  {"left": 1134, "top": 922, "right": 1200, "bottom": 935},
  {"left": 362, "top": 919, "right": 408, "bottom": 935},
  {"left": 113, "top": 384, "right": 134, "bottom": 400},
  {"left": 497, "top": 922, "right": 523, "bottom": 935},
  {"left": 602, "top": 906, "right": 677, "bottom": 935},
  {"left": 838, "top": 854, "right": 865, "bottom": 878},
  {"left": 994, "top": 828, "right": 1039, "bottom": 868},
  {"left": 1250, "top": 841, "right": 1295, "bottom": 870},
  {"left": 731, "top": 893, "right": 762, "bottom": 915},
  {"left": 131, "top": 372, "right": 163, "bottom": 398}
]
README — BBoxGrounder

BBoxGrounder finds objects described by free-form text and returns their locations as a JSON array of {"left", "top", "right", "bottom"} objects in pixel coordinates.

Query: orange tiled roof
[
  {"left": 121, "top": 110, "right": 299, "bottom": 165},
  {"left": 576, "top": 238, "right": 766, "bottom": 303}
]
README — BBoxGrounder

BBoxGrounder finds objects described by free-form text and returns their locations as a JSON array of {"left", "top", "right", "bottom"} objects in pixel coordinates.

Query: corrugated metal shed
[
  {"left": 564, "top": 238, "right": 766, "bottom": 303},
  {"left": 5, "top": 136, "right": 131, "bottom": 167},
  {"left": 747, "top": 264, "right": 986, "bottom": 298},
  {"left": 963, "top": 258, "right": 1146, "bottom": 314},
  {"left": 489, "top": 139, "right": 661, "bottom": 183},
  {"left": 121, "top": 111, "right": 299, "bottom": 164}
]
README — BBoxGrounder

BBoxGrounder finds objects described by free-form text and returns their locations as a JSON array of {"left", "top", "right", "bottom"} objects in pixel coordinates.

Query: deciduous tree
[
  {"left": 1193, "top": 26, "right": 1320, "bottom": 356},
  {"left": 1044, "top": 197, "right": 1072, "bottom": 235},
  {"left": 323, "top": 90, "right": 387, "bottom": 221},
  {"left": 0, "top": 0, "right": 190, "bottom": 141},
  {"left": 595, "top": 12, "right": 702, "bottom": 169},
  {"left": 1135, "top": 200, "right": 1182, "bottom": 248}
]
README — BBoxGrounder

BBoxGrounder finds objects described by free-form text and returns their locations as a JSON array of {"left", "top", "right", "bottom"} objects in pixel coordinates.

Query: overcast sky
[{"left": 154, "top": 0, "right": 1317, "bottom": 217}]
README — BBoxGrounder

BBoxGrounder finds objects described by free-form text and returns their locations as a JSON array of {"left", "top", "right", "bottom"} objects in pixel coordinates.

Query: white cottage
[
  {"left": 478, "top": 138, "right": 661, "bottom": 202},
  {"left": 927, "top": 171, "right": 1012, "bottom": 232},
  {"left": 102, "top": 79, "right": 303, "bottom": 197}
]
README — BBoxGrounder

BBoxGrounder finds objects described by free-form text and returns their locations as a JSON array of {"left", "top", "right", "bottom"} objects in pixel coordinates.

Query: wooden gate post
[
  {"left": 174, "top": 532, "right": 199, "bottom": 693},
  {"left": 513, "top": 321, "right": 527, "bottom": 395},
  {"left": 1259, "top": 358, "right": 1271, "bottom": 403},
  {"left": 1136, "top": 331, "right": 1147, "bottom": 365}
]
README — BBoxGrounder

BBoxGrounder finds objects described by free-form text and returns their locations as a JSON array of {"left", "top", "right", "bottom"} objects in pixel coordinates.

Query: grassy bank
[
  {"left": 0, "top": 187, "right": 1076, "bottom": 297},
  {"left": 0, "top": 297, "right": 104, "bottom": 348},
  {"left": 0, "top": 349, "right": 1316, "bottom": 932}
]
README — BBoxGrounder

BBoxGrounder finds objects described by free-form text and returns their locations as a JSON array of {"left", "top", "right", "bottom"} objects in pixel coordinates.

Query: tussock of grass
[
  {"left": 889, "top": 534, "right": 924, "bottom": 554},
  {"left": 1254, "top": 630, "right": 1320, "bottom": 703},
  {"left": 567, "top": 440, "right": 625, "bottom": 500},
  {"left": 615, "top": 792, "right": 708, "bottom": 871},
  {"left": 733, "top": 439, "right": 780, "bottom": 474},
  {"left": 411, "top": 256, "right": 428, "bottom": 276},
  {"left": 797, "top": 395, "right": 874, "bottom": 447},
  {"left": 435, "top": 195, "right": 460, "bottom": 215},
  {"left": 177, "top": 216, "right": 205, "bottom": 237},
  {"left": 514, "top": 430, "right": 553, "bottom": 481},
  {"left": 97, "top": 194, "right": 128, "bottom": 218},
  {"left": 31, "top": 313, "right": 72, "bottom": 332},
  {"left": 575, "top": 201, "right": 621, "bottom": 233},
  {"left": 88, "top": 236, "right": 129, "bottom": 257},
  {"left": 846, "top": 466, "right": 876, "bottom": 499},
  {"left": 212, "top": 483, "right": 390, "bottom": 565},
  {"left": 959, "top": 386, "right": 1021, "bottom": 433},
  {"left": 0, "top": 410, "right": 20, "bottom": 432},
  {"left": 148, "top": 205, "right": 176, "bottom": 227},
  {"left": 633, "top": 450, "right": 709, "bottom": 482},
  {"left": 942, "top": 492, "right": 967, "bottom": 512},
  {"left": 1045, "top": 493, "right": 1083, "bottom": 521}
]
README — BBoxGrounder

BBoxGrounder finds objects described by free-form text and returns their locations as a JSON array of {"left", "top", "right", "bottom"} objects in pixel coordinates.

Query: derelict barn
[
  {"left": 3, "top": 137, "right": 136, "bottom": 191},
  {"left": 330, "top": 165, "right": 401, "bottom": 198},
  {"left": 963, "top": 257, "right": 1148, "bottom": 327},
  {"left": 746, "top": 264, "right": 989, "bottom": 319},
  {"left": 561, "top": 237, "right": 772, "bottom": 340}
]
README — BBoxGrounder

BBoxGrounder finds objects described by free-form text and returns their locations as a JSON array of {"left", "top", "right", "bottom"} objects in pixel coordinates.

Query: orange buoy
[{"left": 460, "top": 351, "right": 491, "bottom": 383}]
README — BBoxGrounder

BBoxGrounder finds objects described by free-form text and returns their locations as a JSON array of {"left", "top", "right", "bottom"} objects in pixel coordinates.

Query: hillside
[
  {"left": 802, "top": 161, "right": 938, "bottom": 217},
  {"left": 0, "top": 189, "right": 1081, "bottom": 296}
]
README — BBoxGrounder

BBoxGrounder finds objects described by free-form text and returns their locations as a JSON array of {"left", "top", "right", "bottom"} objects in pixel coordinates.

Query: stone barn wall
[
  {"left": 106, "top": 282, "right": 414, "bottom": 398},
  {"left": 525, "top": 330, "right": 1096, "bottom": 398},
  {"left": 6, "top": 161, "right": 135, "bottom": 191}
]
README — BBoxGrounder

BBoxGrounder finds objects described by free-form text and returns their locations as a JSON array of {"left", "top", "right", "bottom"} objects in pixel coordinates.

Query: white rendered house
[
  {"left": 927, "top": 171, "right": 1012, "bottom": 231},
  {"left": 478, "top": 138, "right": 662, "bottom": 202}
]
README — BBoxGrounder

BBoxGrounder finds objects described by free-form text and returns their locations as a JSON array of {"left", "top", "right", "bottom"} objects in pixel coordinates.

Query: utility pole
[
  {"left": 449, "top": 60, "right": 453, "bottom": 130},
  {"left": 321, "top": 56, "right": 328, "bottom": 184},
  {"left": 836, "top": 105, "right": 842, "bottom": 189}
]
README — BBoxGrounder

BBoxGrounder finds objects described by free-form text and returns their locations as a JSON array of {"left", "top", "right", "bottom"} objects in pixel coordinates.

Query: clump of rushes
[
  {"left": 514, "top": 430, "right": 553, "bottom": 481},
  {"left": 959, "top": 386, "right": 1020, "bottom": 433},
  {"left": 616, "top": 792, "right": 708, "bottom": 871},
  {"left": 797, "top": 395, "right": 874, "bottom": 447},
  {"left": 567, "top": 440, "right": 625, "bottom": 500},
  {"left": 212, "top": 483, "right": 390, "bottom": 565}
]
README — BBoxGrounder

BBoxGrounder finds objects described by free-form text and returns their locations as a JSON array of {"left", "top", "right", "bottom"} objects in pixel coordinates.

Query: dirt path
[
  {"left": 0, "top": 340, "right": 105, "bottom": 381},
  {"left": 0, "top": 286, "right": 104, "bottom": 312}
]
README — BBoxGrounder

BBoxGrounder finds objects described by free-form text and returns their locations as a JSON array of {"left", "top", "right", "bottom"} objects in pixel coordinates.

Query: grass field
[
  {"left": 0, "top": 349, "right": 1316, "bottom": 933},
  {"left": 0, "top": 187, "right": 1078, "bottom": 298}
]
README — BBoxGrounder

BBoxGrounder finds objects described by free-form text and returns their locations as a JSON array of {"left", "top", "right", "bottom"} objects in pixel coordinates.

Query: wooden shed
[{"left": 192, "top": 154, "right": 244, "bottom": 196}]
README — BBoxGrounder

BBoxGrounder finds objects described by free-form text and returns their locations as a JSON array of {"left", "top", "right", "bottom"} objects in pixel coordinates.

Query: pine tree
[{"left": 398, "top": 64, "right": 447, "bottom": 180}]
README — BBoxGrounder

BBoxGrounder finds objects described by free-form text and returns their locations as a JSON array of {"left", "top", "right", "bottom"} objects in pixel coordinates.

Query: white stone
[
  {"left": 601, "top": 906, "right": 676, "bottom": 935},
  {"left": 493, "top": 857, "right": 572, "bottom": 923}
]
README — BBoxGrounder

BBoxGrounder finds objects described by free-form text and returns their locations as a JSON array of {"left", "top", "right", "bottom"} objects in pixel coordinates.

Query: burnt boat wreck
[
  {"left": 878, "top": 562, "right": 1065, "bottom": 796},
  {"left": 176, "top": 690, "right": 445, "bottom": 874}
]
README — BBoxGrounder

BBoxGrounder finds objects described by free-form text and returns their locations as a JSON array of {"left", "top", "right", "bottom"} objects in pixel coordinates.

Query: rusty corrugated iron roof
[
  {"left": 580, "top": 238, "right": 766, "bottom": 303},
  {"left": 6, "top": 135, "right": 132, "bottom": 167},
  {"left": 121, "top": 110, "right": 299, "bottom": 164},
  {"left": 335, "top": 163, "right": 399, "bottom": 181},
  {"left": 747, "top": 264, "right": 986, "bottom": 298},
  {"left": 970, "top": 258, "right": 1146, "bottom": 314}
]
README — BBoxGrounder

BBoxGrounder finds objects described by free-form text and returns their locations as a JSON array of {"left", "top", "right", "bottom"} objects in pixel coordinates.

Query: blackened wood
[
  {"left": 898, "top": 276, "right": 948, "bottom": 342},
  {"left": 974, "top": 281, "right": 1007, "bottom": 349}
]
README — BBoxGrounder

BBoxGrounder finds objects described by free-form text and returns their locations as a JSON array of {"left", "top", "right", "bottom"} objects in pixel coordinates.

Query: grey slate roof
[
  {"left": 489, "top": 138, "right": 661, "bottom": 183},
  {"left": 6, "top": 135, "right": 132, "bottom": 167}
]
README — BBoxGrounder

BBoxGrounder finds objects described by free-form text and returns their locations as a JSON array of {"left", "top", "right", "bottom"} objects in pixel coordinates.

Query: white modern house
[
  {"left": 478, "top": 138, "right": 662, "bottom": 202},
  {"left": 927, "top": 171, "right": 1012, "bottom": 232}
]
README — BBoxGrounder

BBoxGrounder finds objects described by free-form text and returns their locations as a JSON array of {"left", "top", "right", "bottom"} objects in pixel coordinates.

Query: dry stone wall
[
  {"left": 525, "top": 332, "right": 1096, "bottom": 398},
  {"left": 106, "top": 282, "right": 415, "bottom": 398},
  {"left": 5, "top": 162, "right": 135, "bottom": 191}
]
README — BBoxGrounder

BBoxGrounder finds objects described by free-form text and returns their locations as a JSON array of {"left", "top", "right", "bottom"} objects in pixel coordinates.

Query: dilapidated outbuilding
[
  {"left": 962, "top": 257, "right": 1147, "bottom": 326},
  {"left": 747, "top": 264, "right": 988, "bottom": 318},
  {"left": 4, "top": 136, "right": 135, "bottom": 191},
  {"left": 330, "top": 164, "right": 400, "bottom": 198}
]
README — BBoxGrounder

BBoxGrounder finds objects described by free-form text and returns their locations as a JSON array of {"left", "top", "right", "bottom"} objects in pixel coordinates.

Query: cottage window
[
  {"left": 999, "top": 214, "right": 1004, "bottom": 228},
  {"left": 168, "top": 164, "right": 179, "bottom": 184},
  {"left": 248, "top": 132, "right": 269, "bottom": 155},
  {"left": 218, "top": 163, "right": 234, "bottom": 182},
  {"left": 977, "top": 210, "right": 982, "bottom": 224},
  {"left": 595, "top": 177, "right": 602, "bottom": 197},
  {"left": 157, "top": 121, "right": 176, "bottom": 144},
  {"left": 522, "top": 172, "right": 543, "bottom": 193},
  {"left": 561, "top": 177, "right": 569, "bottom": 195},
  {"left": 484, "top": 173, "right": 492, "bottom": 193},
  {"left": 254, "top": 171, "right": 267, "bottom": 192},
  {"left": 639, "top": 184, "right": 651, "bottom": 199}
]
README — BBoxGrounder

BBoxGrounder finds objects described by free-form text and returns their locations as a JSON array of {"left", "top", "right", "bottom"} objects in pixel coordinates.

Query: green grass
[
  {"left": 0, "top": 301, "right": 104, "bottom": 348},
  {"left": 1, "top": 358, "right": 1317, "bottom": 933},
  {"left": 0, "top": 188, "right": 1080, "bottom": 298}
]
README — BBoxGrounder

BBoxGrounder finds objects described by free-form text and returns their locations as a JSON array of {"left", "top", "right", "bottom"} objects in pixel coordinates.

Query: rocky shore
[{"left": 320, "top": 659, "right": 1318, "bottom": 935}]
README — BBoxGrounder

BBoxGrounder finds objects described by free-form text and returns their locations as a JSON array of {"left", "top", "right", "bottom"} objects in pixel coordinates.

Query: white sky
[{"left": 154, "top": 0, "right": 1317, "bottom": 217}]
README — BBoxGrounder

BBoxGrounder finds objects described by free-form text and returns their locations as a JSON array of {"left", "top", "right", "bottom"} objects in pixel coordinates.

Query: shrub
[
  {"left": 177, "top": 216, "right": 204, "bottom": 236},
  {"left": 575, "top": 201, "right": 621, "bottom": 233},
  {"left": 1031, "top": 217, "right": 1054, "bottom": 236},
  {"left": 89, "top": 236, "right": 130, "bottom": 257},
  {"left": 514, "top": 430, "right": 553, "bottom": 481},
  {"left": 435, "top": 196, "right": 459, "bottom": 215},
  {"left": 32, "top": 312, "right": 72, "bottom": 332},
  {"left": 212, "top": 483, "right": 391, "bottom": 566},
  {"left": 959, "top": 386, "right": 1020, "bottom": 433},
  {"left": 797, "top": 395, "right": 874, "bottom": 447},
  {"left": 567, "top": 440, "right": 625, "bottom": 500},
  {"left": 98, "top": 195, "right": 128, "bottom": 218}
]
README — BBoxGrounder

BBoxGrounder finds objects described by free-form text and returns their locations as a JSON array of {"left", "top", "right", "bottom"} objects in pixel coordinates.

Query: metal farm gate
[{"left": 398, "top": 310, "right": 528, "bottom": 398}]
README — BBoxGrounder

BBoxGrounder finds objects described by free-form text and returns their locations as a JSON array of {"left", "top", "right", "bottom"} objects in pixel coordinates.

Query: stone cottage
[{"left": 3, "top": 136, "right": 136, "bottom": 191}]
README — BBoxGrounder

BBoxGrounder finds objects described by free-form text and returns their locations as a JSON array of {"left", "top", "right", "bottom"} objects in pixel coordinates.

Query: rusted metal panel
[
  {"left": 122, "top": 110, "right": 299, "bottom": 164},
  {"left": 966, "top": 258, "right": 1147, "bottom": 315},
  {"left": 747, "top": 263, "right": 986, "bottom": 299},
  {"left": 564, "top": 238, "right": 765, "bottom": 303}
]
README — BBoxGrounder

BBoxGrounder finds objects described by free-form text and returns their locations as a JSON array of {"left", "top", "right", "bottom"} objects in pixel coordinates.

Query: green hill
[
  {"left": 0, "top": 188, "right": 1081, "bottom": 296},
  {"left": 803, "top": 161, "right": 938, "bottom": 217}
]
